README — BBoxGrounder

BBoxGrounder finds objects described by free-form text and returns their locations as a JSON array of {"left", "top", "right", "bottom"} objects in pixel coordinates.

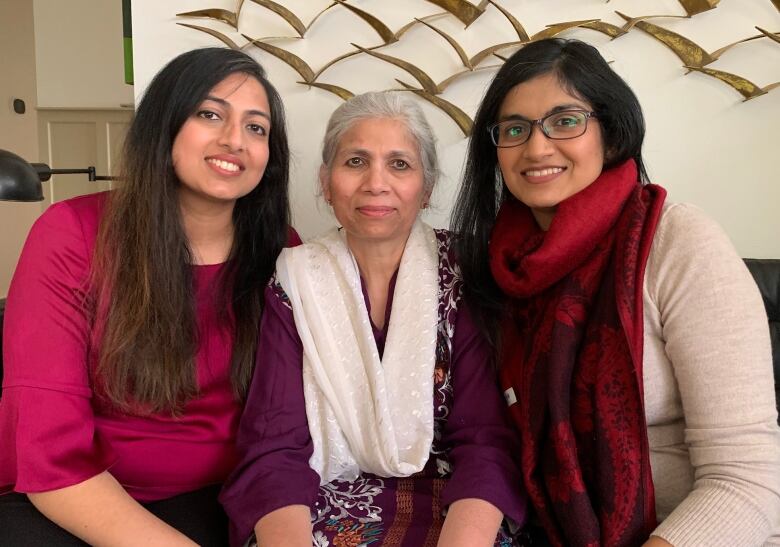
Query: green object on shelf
[{"left": 122, "top": 0, "right": 133, "bottom": 85}]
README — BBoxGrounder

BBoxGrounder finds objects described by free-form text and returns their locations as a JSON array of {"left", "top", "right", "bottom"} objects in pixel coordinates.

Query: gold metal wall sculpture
[
  {"left": 423, "top": 0, "right": 485, "bottom": 26},
  {"left": 678, "top": 0, "right": 719, "bottom": 16},
  {"left": 685, "top": 67, "right": 780, "bottom": 101},
  {"left": 175, "top": 1, "right": 780, "bottom": 136}
]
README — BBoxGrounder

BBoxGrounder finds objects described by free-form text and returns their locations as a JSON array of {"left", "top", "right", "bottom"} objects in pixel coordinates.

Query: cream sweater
[{"left": 642, "top": 203, "right": 780, "bottom": 546}]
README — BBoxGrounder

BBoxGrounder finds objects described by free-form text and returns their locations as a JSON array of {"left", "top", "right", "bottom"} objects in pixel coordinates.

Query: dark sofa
[
  {"left": 1, "top": 260, "right": 779, "bottom": 413},
  {"left": 744, "top": 259, "right": 780, "bottom": 414}
]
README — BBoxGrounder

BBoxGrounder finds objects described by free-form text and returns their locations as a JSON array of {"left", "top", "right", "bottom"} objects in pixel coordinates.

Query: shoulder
[
  {"left": 649, "top": 202, "right": 741, "bottom": 270},
  {"left": 34, "top": 192, "right": 108, "bottom": 240},
  {"left": 652, "top": 202, "right": 730, "bottom": 249},
  {"left": 286, "top": 225, "right": 303, "bottom": 247},
  {"left": 24, "top": 191, "right": 109, "bottom": 265},
  {"left": 433, "top": 228, "right": 463, "bottom": 280},
  {"left": 44, "top": 191, "right": 108, "bottom": 222},
  {"left": 433, "top": 228, "right": 457, "bottom": 263},
  {"left": 646, "top": 201, "right": 757, "bottom": 307},
  {"left": 266, "top": 274, "right": 292, "bottom": 311}
]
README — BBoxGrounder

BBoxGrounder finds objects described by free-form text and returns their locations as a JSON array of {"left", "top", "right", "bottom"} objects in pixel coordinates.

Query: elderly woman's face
[{"left": 323, "top": 117, "right": 427, "bottom": 250}]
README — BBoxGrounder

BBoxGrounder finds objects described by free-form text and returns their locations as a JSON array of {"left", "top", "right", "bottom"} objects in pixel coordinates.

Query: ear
[
  {"left": 603, "top": 143, "right": 616, "bottom": 164},
  {"left": 319, "top": 165, "right": 331, "bottom": 203},
  {"left": 421, "top": 188, "right": 432, "bottom": 209}
]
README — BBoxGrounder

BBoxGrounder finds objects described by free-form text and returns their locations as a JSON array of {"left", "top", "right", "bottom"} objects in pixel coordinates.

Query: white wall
[
  {"left": 0, "top": 0, "right": 44, "bottom": 299},
  {"left": 34, "top": 0, "right": 134, "bottom": 108},
  {"left": 132, "top": 0, "right": 780, "bottom": 257},
  {"left": 1, "top": 0, "right": 133, "bottom": 297}
]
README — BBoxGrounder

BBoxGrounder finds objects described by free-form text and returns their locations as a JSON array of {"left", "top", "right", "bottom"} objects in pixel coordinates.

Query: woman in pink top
[{"left": 0, "top": 47, "right": 297, "bottom": 546}]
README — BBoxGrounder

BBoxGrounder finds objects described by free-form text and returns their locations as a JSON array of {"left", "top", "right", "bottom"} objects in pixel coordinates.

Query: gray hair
[{"left": 320, "top": 91, "right": 439, "bottom": 195}]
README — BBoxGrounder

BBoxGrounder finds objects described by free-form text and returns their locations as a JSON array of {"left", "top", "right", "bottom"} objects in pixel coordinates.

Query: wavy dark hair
[
  {"left": 93, "top": 47, "right": 290, "bottom": 413},
  {"left": 450, "top": 38, "right": 647, "bottom": 346}
]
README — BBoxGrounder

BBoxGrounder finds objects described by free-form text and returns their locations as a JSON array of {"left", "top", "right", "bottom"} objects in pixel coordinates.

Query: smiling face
[
  {"left": 323, "top": 117, "right": 427, "bottom": 252},
  {"left": 172, "top": 72, "right": 271, "bottom": 213},
  {"left": 496, "top": 72, "right": 605, "bottom": 230}
]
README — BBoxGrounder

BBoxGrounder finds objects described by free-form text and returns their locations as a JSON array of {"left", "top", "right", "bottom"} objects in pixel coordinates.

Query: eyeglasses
[{"left": 487, "top": 110, "right": 597, "bottom": 148}]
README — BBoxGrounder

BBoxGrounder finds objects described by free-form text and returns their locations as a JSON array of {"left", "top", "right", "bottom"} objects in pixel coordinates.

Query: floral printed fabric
[{"left": 301, "top": 230, "right": 518, "bottom": 546}]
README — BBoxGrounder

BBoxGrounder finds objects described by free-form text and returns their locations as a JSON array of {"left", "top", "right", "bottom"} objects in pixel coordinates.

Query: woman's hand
[
  {"left": 27, "top": 471, "right": 196, "bottom": 547},
  {"left": 254, "top": 504, "right": 312, "bottom": 547},
  {"left": 436, "top": 498, "right": 503, "bottom": 547}
]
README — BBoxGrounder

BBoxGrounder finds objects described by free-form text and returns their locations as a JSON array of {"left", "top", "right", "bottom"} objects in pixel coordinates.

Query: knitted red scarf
[{"left": 490, "top": 160, "right": 666, "bottom": 547}]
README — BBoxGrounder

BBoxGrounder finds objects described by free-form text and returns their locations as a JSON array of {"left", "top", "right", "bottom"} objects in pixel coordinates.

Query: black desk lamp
[{"left": 0, "top": 148, "right": 116, "bottom": 202}]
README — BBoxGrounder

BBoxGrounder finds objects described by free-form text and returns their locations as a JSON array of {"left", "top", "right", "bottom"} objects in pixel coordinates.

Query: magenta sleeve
[
  {"left": 0, "top": 197, "right": 116, "bottom": 494},
  {"left": 219, "top": 284, "right": 320, "bottom": 546},
  {"left": 439, "top": 302, "right": 528, "bottom": 525}
]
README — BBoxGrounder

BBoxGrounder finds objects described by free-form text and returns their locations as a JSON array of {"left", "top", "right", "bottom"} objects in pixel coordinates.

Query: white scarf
[{"left": 275, "top": 220, "right": 439, "bottom": 484}]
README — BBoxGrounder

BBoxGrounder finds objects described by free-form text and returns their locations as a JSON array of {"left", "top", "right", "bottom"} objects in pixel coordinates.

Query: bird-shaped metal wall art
[
  {"left": 678, "top": 0, "right": 719, "bottom": 16},
  {"left": 242, "top": 33, "right": 355, "bottom": 100},
  {"left": 177, "top": 0, "right": 245, "bottom": 29},
  {"left": 757, "top": 26, "right": 780, "bottom": 44},
  {"left": 248, "top": 0, "right": 308, "bottom": 37},
  {"left": 685, "top": 66, "right": 780, "bottom": 100},
  {"left": 333, "top": 0, "right": 397, "bottom": 44},
  {"left": 614, "top": 12, "right": 691, "bottom": 33},
  {"left": 176, "top": 23, "right": 242, "bottom": 49},
  {"left": 179, "top": 0, "right": 337, "bottom": 39},
  {"left": 175, "top": 0, "right": 779, "bottom": 137},
  {"left": 617, "top": 12, "right": 780, "bottom": 70},
  {"left": 423, "top": 0, "right": 485, "bottom": 26},
  {"left": 395, "top": 79, "right": 474, "bottom": 135},
  {"left": 485, "top": 0, "right": 529, "bottom": 41}
]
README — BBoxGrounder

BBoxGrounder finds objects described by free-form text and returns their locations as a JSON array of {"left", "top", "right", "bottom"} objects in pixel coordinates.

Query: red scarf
[{"left": 490, "top": 160, "right": 666, "bottom": 547}]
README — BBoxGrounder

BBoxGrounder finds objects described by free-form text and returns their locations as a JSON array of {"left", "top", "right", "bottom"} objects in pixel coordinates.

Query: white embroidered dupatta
[{"left": 275, "top": 220, "right": 438, "bottom": 484}]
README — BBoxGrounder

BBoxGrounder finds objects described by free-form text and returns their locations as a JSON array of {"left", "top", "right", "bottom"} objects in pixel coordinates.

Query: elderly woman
[
  {"left": 220, "top": 92, "right": 527, "bottom": 546},
  {"left": 451, "top": 38, "right": 780, "bottom": 546}
]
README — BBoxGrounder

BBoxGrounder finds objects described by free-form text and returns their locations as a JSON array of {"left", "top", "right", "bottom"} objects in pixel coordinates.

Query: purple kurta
[{"left": 221, "top": 230, "right": 527, "bottom": 545}]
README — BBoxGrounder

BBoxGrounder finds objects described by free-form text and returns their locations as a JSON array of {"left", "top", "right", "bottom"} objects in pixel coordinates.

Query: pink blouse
[{"left": 1, "top": 192, "right": 290, "bottom": 501}]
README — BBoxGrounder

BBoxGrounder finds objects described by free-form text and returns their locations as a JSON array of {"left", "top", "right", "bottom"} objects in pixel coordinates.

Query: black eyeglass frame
[{"left": 487, "top": 110, "right": 598, "bottom": 148}]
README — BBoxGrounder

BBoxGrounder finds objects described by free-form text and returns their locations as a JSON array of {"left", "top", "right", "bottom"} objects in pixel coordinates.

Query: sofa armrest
[{"left": 743, "top": 259, "right": 780, "bottom": 420}]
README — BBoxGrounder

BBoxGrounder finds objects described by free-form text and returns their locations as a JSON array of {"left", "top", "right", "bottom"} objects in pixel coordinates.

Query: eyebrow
[
  {"left": 203, "top": 95, "right": 271, "bottom": 121},
  {"left": 498, "top": 103, "right": 587, "bottom": 122}
]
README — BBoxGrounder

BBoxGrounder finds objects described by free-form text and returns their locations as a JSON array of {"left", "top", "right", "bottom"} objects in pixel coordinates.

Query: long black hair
[
  {"left": 94, "top": 47, "right": 290, "bottom": 412},
  {"left": 450, "top": 38, "right": 647, "bottom": 346}
]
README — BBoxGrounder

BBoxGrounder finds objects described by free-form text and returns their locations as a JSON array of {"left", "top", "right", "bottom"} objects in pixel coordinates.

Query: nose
[
  {"left": 522, "top": 124, "right": 554, "bottom": 160},
  {"left": 217, "top": 119, "right": 244, "bottom": 152},
  {"left": 361, "top": 164, "right": 389, "bottom": 194}
]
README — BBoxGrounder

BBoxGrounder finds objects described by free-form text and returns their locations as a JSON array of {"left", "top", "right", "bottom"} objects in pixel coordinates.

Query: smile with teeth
[
  {"left": 524, "top": 167, "right": 564, "bottom": 177},
  {"left": 207, "top": 158, "right": 241, "bottom": 172}
]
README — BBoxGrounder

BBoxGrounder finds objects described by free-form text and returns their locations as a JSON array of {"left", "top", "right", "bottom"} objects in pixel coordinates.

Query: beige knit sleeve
[{"left": 646, "top": 203, "right": 780, "bottom": 546}]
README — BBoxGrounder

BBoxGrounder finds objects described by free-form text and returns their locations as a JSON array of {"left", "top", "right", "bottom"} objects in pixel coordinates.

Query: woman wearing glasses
[{"left": 452, "top": 38, "right": 780, "bottom": 546}]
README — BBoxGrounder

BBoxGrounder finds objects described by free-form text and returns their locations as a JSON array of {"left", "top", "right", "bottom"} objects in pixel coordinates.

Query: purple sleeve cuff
[{"left": 219, "top": 286, "right": 320, "bottom": 546}]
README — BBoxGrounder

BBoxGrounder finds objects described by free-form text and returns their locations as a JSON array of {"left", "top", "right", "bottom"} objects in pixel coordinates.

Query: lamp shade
[{"left": 0, "top": 149, "right": 44, "bottom": 202}]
